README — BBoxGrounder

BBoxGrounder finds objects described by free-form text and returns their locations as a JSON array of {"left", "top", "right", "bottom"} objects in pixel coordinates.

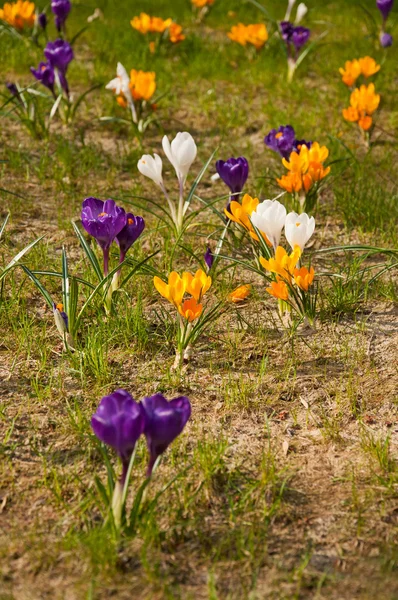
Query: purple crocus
[
  {"left": 44, "top": 39, "right": 73, "bottom": 72},
  {"left": 291, "top": 26, "right": 311, "bottom": 50},
  {"left": 116, "top": 213, "right": 145, "bottom": 261},
  {"left": 30, "top": 61, "right": 55, "bottom": 94},
  {"left": 81, "top": 197, "right": 127, "bottom": 275},
  {"left": 280, "top": 21, "right": 295, "bottom": 42},
  {"left": 376, "top": 0, "right": 394, "bottom": 21},
  {"left": 204, "top": 246, "right": 214, "bottom": 270},
  {"left": 141, "top": 394, "right": 191, "bottom": 476},
  {"left": 216, "top": 157, "right": 249, "bottom": 199},
  {"left": 91, "top": 389, "right": 145, "bottom": 481},
  {"left": 265, "top": 125, "right": 296, "bottom": 158},
  {"left": 51, "top": 0, "right": 71, "bottom": 31},
  {"left": 380, "top": 31, "right": 393, "bottom": 46},
  {"left": 38, "top": 12, "right": 47, "bottom": 30}
]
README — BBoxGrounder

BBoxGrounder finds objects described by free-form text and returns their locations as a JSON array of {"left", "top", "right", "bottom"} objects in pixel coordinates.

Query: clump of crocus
[
  {"left": 342, "top": 83, "right": 380, "bottom": 141},
  {"left": 138, "top": 131, "right": 198, "bottom": 236},
  {"left": 228, "top": 23, "right": 268, "bottom": 51},
  {"left": 376, "top": 0, "right": 394, "bottom": 47},
  {"left": 105, "top": 62, "right": 157, "bottom": 131},
  {"left": 91, "top": 388, "right": 191, "bottom": 530},
  {"left": 265, "top": 125, "right": 312, "bottom": 159},
  {"left": 0, "top": 0, "right": 35, "bottom": 30},
  {"left": 81, "top": 197, "right": 144, "bottom": 309},
  {"left": 154, "top": 269, "right": 219, "bottom": 366},
  {"left": 258, "top": 209, "right": 317, "bottom": 326},
  {"left": 276, "top": 142, "right": 331, "bottom": 212},
  {"left": 130, "top": 12, "right": 185, "bottom": 53},
  {"left": 339, "top": 57, "right": 380, "bottom": 87}
]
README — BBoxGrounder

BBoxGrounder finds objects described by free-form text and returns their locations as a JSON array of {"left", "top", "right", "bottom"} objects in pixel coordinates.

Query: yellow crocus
[
  {"left": 183, "top": 269, "right": 211, "bottom": 301},
  {"left": 154, "top": 272, "right": 185, "bottom": 307},
  {"left": 228, "top": 284, "right": 251, "bottom": 303},
  {"left": 260, "top": 246, "right": 301, "bottom": 282},
  {"left": 225, "top": 194, "right": 259, "bottom": 231},
  {"left": 339, "top": 59, "right": 361, "bottom": 86},
  {"left": 358, "top": 56, "right": 380, "bottom": 78}
]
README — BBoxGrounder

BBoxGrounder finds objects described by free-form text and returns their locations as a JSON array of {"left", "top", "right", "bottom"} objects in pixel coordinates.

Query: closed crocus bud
[
  {"left": 6, "top": 82, "right": 19, "bottom": 97},
  {"left": 38, "top": 12, "right": 47, "bottom": 29},
  {"left": 137, "top": 153, "right": 164, "bottom": 187},
  {"left": 251, "top": 200, "right": 287, "bottom": 250},
  {"left": 116, "top": 213, "right": 145, "bottom": 258},
  {"left": 53, "top": 302, "right": 68, "bottom": 335},
  {"left": 380, "top": 31, "right": 393, "bottom": 46},
  {"left": 295, "top": 2, "right": 308, "bottom": 23},
  {"left": 376, "top": 0, "right": 394, "bottom": 21},
  {"left": 284, "top": 0, "right": 297, "bottom": 21},
  {"left": 162, "top": 132, "right": 197, "bottom": 186},
  {"left": 204, "top": 246, "right": 214, "bottom": 269},
  {"left": 216, "top": 156, "right": 249, "bottom": 198},
  {"left": 291, "top": 26, "right": 310, "bottom": 50},
  {"left": 285, "top": 211, "right": 315, "bottom": 251},
  {"left": 141, "top": 393, "right": 191, "bottom": 476},
  {"left": 44, "top": 39, "right": 74, "bottom": 74},
  {"left": 51, "top": 0, "right": 71, "bottom": 31}
]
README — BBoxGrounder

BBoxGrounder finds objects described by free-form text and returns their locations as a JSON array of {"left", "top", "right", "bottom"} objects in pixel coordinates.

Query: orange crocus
[
  {"left": 228, "top": 284, "right": 251, "bottom": 303},
  {"left": 339, "top": 59, "right": 361, "bottom": 86},
  {"left": 129, "top": 70, "right": 156, "bottom": 101},
  {"left": 130, "top": 13, "right": 172, "bottom": 34},
  {"left": 266, "top": 281, "right": 289, "bottom": 301},
  {"left": 0, "top": 0, "right": 35, "bottom": 29},
  {"left": 192, "top": 0, "right": 214, "bottom": 7},
  {"left": 294, "top": 266, "right": 315, "bottom": 291},
  {"left": 178, "top": 298, "right": 203, "bottom": 322},
  {"left": 168, "top": 22, "right": 185, "bottom": 43},
  {"left": 358, "top": 56, "right": 380, "bottom": 78},
  {"left": 228, "top": 23, "right": 268, "bottom": 49}
]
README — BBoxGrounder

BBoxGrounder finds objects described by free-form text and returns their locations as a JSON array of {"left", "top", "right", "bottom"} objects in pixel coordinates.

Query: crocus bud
[
  {"left": 216, "top": 157, "right": 249, "bottom": 198},
  {"left": 376, "top": 0, "right": 394, "bottom": 21},
  {"left": 295, "top": 2, "right": 308, "bottom": 23},
  {"left": 6, "top": 82, "right": 19, "bottom": 97},
  {"left": 53, "top": 302, "right": 68, "bottom": 335},
  {"left": 380, "top": 31, "right": 393, "bottom": 46},
  {"left": 38, "top": 12, "right": 47, "bottom": 29},
  {"left": 285, "top": 212, "right": 315, "bottom": 251},
  {"left": 204, "top": 246, "right": 214, "bottom": 269},
  {"left": 251, "top": 200, "right": 287, "bottom": 251},
  {"left": 137, "top": 153, "right": 164, "bottom": 187},
  {"left": 284, "top": 0, "right": 297, "bottom": 21},
  {"left": 162, "top": 132, "right": 197, "bottom": 186}
]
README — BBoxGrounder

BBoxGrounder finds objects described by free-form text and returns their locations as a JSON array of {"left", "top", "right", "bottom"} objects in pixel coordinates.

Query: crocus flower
[
  {"left": 162, "top": 132, "right": 197, "bottom": 187},
  {"left": 376, "top": 0, "right": 394, "bottom": 21},
  {"left": 204, "top": 246, "right": 214, "bottom": 269},
  {"left": 91, "top": 389, "right": 145, "bottom": 477},
  {"left": 106, "top": 62, "right": 132, "bottom": 102},
  {"left": 6, "top": 82, "right": 19, "bottom": 97},
  {"left": 295, "top": 2, "right": 308, "bottom": 23},
  {"left": 251, "top": 199, "right": 287, "bottom": 251},
  {"left": 294, "top": 266, "right": 315, "bottom": 290},
  {"left": 216, "top": 157, "right": 249, "bottom": 199},
  {"left": 53, "top": 302, "right": 68, "bottom": 334},
  {"left": 260, "top": 246, "right": 301, "bottom": 282},
  {"left": 44, "top": 39, "right": 74, "bottom": 73},
  {"left": 291, "top": 26, "right": 310, "bottom": 50},
  {"left": 30, "top": 62, "right": 55, "bottom": 94},
  {"left": 265, "top": 125, "right": 296, "bottom": 158},
  {"left": 178, "top": 298, "right": 203, "bottom": 322},
  {"left": 116, "top": 213, "right": 145, "bottom": 260},
  {"left": 81, "top": 198, "right": 127, "bottom": 275},
  {"left": 228, "top": 284, "right": 251, "bottom": 303},
  {"left": 38, "top": 12, "right": 47, "bottom": 29},
  {"left": 141, "top": 393, "right": 191, "bottom": 476},
  {"left": 183, "top": 269, "right": 212, "bottom": 301},
  {"left": 266, "top": 280, "right": 289, "bottom": 300},
  {"left": 380, "top": 31, "right": 393, "bottom": 46},
  {"left": 285, "top": 212, "right": 315, "bottom": 251},
  {"left": 280, "top": 20, "right": 295, "bottom": 42},
  {"left": 137, "top": 153, "right": 164, "bottom": 188},
  {"left": 154, "top": 272, "right": 186, "bottom": 307},
  {"left": 51, "top": 0, "right": 71, "bottom": 31}
]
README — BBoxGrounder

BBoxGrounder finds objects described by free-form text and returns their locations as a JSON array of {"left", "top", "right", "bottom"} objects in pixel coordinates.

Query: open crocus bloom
[
  {"left": 81, "top": 198, "right": 127, "bottom": 251},
  {"left": 228, "top": 284, "right": 251, "bottom": 303},
  {"left": 137, "top": 153, "right": 164, "bottom": 187},
  {"left": 130, "top": 69, "right": 156, "bottom": 101},
  {"left": 0, "top": 0, "right": 35, "bottom": 29},
  {"left": 251, "top": 199, "right": 287, "bottom": 250},
  {"left": 294, "top": 266, "right": 315, "bottom": 290},
  {"left": 162, "top": 132, "right": 197, "bottom": 186},
  {"left": 225, "top": 193, "right": 259, "bottom": 231},
  {"left": 182, "top": 269, "right": 212, "bottom": 301},
  {"left": 106, "top": 62, "right": 133, "bottom": 104},
  {"left": 358, "top": 56, "right": 381, "bottom": 78},
  {"left": 339, "top": 59, "right": 362, "bottom": 86},
  {"left": 131, "top": 12, "right": 172, "bottom": 34},
  {"left": 228, "top": 23, "right": 268, "bottom": 49},
  {"left": 285, "top": 212, "right": 315, "bottom": 251},
  {"left": 260, "top": 246, "right": 301, "bottom": 282},
  {"left": 141, "top": 393, "right": 191, "bottom": 476},
  {"left": 154, "top": 272, "right": 186, "bottom": 307},
  {"left": 266, "top": 280, "right": 289, "bottom": 300}
]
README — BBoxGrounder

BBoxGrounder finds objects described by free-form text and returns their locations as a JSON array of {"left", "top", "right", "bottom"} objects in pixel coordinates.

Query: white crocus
[
  {"left": 295, "top": 2, "right": 308, "bottom": 23},
  {"left": 162, "top": 132, "right": 197, "bottom": 187},
  {"left": 251, "top": 200, "right": 287, "bottom": 250},
  {"left": 137, "top": 154, "right": 164, "bottom": 188},
  {"left": 285, "top": 212, "right": 315, "bottom": 252},
  {"left": 284, "top": 0, "right": 296, "bottom": 21},
  {"left": 106, "top": 62, "right": 137, "bottom": 123}
]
